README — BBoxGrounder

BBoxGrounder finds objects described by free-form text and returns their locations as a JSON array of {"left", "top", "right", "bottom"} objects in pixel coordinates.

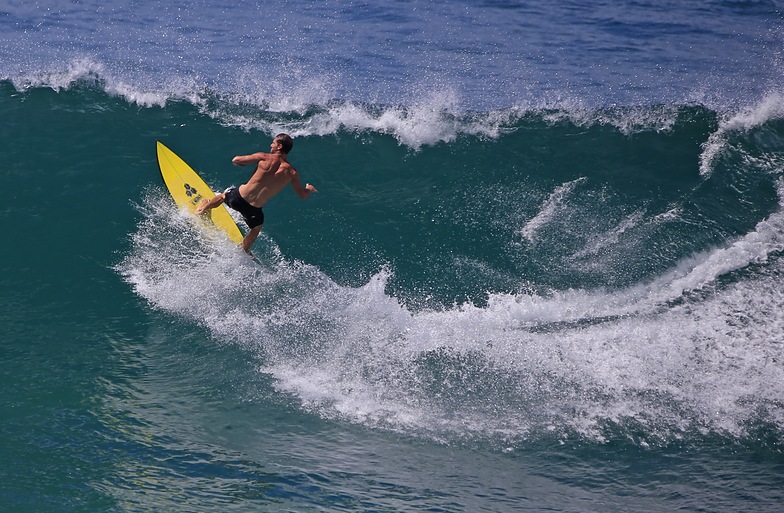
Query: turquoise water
[
  {"left": 3, "top": 78, "right": 784, "bottom": 512},
  {"left": 3, "top": 1, "right": 784, "bottom": 511}
]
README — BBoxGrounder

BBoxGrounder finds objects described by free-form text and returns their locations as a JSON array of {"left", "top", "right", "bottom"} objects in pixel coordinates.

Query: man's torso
[{"left": 238, "top": 156, "right": 295, "bottom": 207}]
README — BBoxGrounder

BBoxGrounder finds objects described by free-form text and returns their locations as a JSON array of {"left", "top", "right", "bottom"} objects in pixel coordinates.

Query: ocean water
[{"left": 3, "top": 1, "right": 784, "bottom": 511}]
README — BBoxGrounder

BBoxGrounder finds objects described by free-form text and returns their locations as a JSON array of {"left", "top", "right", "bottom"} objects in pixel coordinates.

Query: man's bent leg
[
  {"left": 242, "top": 225, "right": 262, "bottom": 253},
  {"left": 195, "top": 193, "right": 225, "bottom": 214}
]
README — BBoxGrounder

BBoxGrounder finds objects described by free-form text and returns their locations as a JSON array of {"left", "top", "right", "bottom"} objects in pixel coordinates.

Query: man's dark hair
[{"left": 275, "top": 133, "right": 293, "bottom": 154}]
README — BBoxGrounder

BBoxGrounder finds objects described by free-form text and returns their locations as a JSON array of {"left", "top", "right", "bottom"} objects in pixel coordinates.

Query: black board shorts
[{"left": 223, "top": 186, "right": 265, "bottom": 229}]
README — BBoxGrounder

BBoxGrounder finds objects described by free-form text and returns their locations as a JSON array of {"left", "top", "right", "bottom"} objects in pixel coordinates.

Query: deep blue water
[{"left": 2, "top": 1, "right": 784, "bottom": 512}]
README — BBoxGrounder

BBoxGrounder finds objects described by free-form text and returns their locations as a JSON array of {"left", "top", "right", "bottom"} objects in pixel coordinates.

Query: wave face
[
  {"left": 19, "top": 78, "right": 766, "bottom": 446},
  {"left": 5, "top": 75, "right": 784, "bottom": 443},
  {"left": 5, "top": 73, "right": 784, "bottom": 445}
]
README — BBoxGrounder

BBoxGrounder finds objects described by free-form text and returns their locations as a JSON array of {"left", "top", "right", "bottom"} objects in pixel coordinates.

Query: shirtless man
[{"left": 195, "top": 133, "right": 317, "bottom": 253}]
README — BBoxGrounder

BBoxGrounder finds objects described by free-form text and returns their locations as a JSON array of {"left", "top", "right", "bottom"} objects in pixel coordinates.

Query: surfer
[{"left": 195, "top": 133, "right": 317, "bottom": 253}]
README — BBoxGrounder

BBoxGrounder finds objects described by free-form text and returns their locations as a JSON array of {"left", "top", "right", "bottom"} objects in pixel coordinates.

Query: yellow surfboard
[{"left": 156, "top": 141, "right": 244, "bottom": 245}]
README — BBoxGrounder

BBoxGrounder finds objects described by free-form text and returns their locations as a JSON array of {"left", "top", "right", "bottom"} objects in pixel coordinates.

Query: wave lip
[
  {"left": 700, "top": 93, "right": 784, "bottom": 176},
  {"left": 3, "top": 57, "right": 208, "bottom": 108},
  {"left": 3, "top": 56, "right": 760, "bottom": 150}
]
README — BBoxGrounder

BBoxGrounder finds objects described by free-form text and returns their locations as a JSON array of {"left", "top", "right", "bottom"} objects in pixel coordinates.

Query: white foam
[
  {"left": 700, "top": 93, "right": 784, "bottom": 176},
  {"left": 14, "top": 56, "right": 774, "bottom": 160},
  {"left": 7, "top": 56, "right": 702, "bottom": 152},
  {"left": 570, "top": 209, "right": 646, "bottom": 260},
  {"left": 542, "top": 103, "right": 683, "bottom": 135},
  {"left": 5, "top": 57, "right": 524, "bottom": 148},
  {"left": 519, "top": 177, "right": 587, "bottom": 242},
  {"left": 5, "top": 56, "right": 205, "bottom": 108},
  {"left": 118, "top": 180, "right": 784, "bottom": 445},
  {"left": 210, "top": 88, "right": 515, "bottom": 150}
]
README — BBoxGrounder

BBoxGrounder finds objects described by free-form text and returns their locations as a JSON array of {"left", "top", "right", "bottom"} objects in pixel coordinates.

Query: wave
[
  {"left": 8, "top": 57, "right": 783, "bottom": 448},
  {"left": 117, "top": 173, "right": 784, "bottom": 447},
  {"left": 8, "top": 58, "right": 784, "bottom": 151},
  {"left": 7, "top": 71, "right": 783, "bottom": 294}
]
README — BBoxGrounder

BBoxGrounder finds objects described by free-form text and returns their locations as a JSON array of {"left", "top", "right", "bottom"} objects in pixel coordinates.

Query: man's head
[{"left": 272, "top": 133, "right": 293, "bottom": 154}]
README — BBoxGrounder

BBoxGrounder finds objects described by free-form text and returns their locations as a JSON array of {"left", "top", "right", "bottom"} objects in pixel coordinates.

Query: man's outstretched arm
[
  {"left": 232, "top": 152, "right": 270, "bottom": 166},
  {"left": 290, "top": 172, "right": 317, "bottom": 200}
]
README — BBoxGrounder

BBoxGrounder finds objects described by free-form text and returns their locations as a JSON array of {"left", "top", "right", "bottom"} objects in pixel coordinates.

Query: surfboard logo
[
  {"left": 184, "top": 183, "right": 198, "bottom": 197},
  {"left": 184, "top": 183, "right": 203, "bottom": 205}
]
